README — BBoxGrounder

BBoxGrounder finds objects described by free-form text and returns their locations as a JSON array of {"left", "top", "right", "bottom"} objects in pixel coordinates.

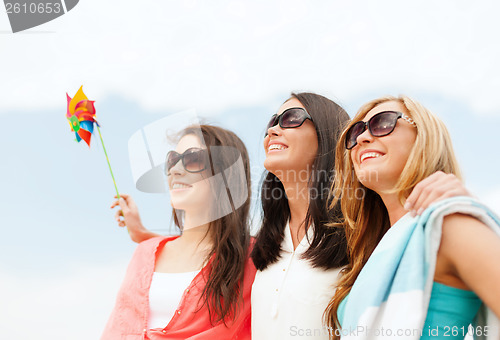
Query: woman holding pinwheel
[{"left": 103, "top": 125, "right": 255, "bottom": 339}]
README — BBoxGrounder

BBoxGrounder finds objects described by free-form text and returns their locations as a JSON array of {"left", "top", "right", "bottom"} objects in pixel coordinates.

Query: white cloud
[
  {"left": 1, "top": 0, "right": 500, "bottom": 115},
  {"left": 0, "top": 260, "right": 129, "bottom": 340}
]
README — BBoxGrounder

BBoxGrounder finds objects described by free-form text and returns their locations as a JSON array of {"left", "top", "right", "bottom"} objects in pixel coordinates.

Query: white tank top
[{"left": 148, "top": 270, "right": 200, "bottom": 329}]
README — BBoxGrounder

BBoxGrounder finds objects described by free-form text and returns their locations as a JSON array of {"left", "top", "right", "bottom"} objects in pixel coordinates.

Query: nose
[
  {"left": 266, "top": 123, "right": 282, "bottom": 137},
  {"left": 356, "top": 126, "right": 373, "bottom": 146},
  {"left": 167, "top": 159, "right": 185, "bottom": 176}
]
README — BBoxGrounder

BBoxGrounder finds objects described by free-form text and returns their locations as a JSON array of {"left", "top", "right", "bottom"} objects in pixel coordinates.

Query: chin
[
  {"left": 355, "top": 167, "right": 379, "bottom": 187},
  {"left": 265, "top": 155, "right": 300, "bottom": 172},
  {"left": 170, "top": 198, "right": 190, "bottom": 211},
  {"left": 263, "top": 158, "right": 281, "bottom": 174}
]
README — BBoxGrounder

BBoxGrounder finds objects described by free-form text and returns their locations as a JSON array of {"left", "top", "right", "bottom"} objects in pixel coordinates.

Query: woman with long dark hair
[
  {"left": 250, "top": 93, "right": 349, "bottom": 339},
  {"left": 103, "top": 125, "right": 255, "bottom": 339}
]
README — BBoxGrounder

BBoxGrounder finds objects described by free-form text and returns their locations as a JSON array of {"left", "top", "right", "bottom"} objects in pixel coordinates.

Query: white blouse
[
  {"left": 147, "top": 270, "right": 200, "bottom": 329},
  {"left": 251, "top": 222, "right": 342, "bottom": 339}
]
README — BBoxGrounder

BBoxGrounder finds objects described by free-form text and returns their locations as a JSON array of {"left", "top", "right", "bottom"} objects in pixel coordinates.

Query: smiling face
[
  {"left": 263, "top": 98, "right": 318, "bottom": 179},
  {"left": 350, "top": 101, "right": 417, "bottom": 193},
  {"left": 167, "top": 134, "right": 212, "bottom": 213}
]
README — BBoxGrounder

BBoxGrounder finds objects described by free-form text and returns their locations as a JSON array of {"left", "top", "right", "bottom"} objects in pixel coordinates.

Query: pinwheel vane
[{"left": 66, "top": 86, "right": 120, "bottom": 198}]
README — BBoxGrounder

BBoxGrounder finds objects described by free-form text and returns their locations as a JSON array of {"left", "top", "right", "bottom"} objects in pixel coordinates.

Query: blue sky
[{"left": 1, "top": 1, "right": 500, "bottom": 339}]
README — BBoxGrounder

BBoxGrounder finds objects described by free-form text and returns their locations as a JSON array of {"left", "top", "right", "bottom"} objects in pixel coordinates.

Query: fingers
[
  {"left": 111, "top": 193, "right": 141, "bottom": 229},
  {"left": 112, "top": 194, "right": 134, "bottom": 212},
  {"left": 413, "top": 184, "right": 451, "bottom": 216},
  {"left": 404, "top": 171, "right": 444, "bottom": 215},
  {"left": 111, "top": 193, "right": 127, "bottom": 208},
  {"left": 119, "top": 198, "right": 130, "bottom": 214},
  {"left": 126, "top": 196, "right": 138, "bottom": 209},
  {"left": 115, "top": 193, "right": 130, "bottom": 202},
  {"left": 405, "top": 172, "right": 443, "bottom": 209},
  {"left": 114, "top": 209, "right": 127, "bottom": 227},
  {"left": 110, "top": 199, "right": 128, "bottom": 212},
  {"left": 406, "top": 171, "right": 468, "bottom": 216},
  {"left": 114, "top": 209, "right": 123, "bottom": 221},
  {"left": 119, "top": 194, "right": 137, "bottom": 209}
]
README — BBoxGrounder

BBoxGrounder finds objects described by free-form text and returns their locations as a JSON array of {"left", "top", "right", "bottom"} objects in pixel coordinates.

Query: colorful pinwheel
[
  {"left": 66, "top": 86, "right": 99, "bottom": 147},
  {"left": 66, "top": 86, "right": 120, "bottom": 198}
]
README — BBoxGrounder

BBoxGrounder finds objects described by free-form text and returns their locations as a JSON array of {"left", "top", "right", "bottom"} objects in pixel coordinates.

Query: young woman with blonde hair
[{"left": 325, "top": 95, "right": 500, "bottom": 339}]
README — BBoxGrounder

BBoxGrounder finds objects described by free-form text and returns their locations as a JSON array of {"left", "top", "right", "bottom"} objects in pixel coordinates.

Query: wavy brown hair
[
  {"left": 324, "top": 95, "right": 462, "bottom": 337},
  {"left": 172, "top": 125, "right": 251, "bottom": 326}
]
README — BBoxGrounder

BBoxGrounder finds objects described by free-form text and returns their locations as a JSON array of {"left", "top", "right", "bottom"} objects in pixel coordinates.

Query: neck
[
  {"left": 280, "top": 174, "right": 310, "bottom": 233},
  {"left": 179, "top": 214, "right": 213, "bottom": 249},
  {"left": 378, "top": 192, "right": 407, "bottom": 226}
]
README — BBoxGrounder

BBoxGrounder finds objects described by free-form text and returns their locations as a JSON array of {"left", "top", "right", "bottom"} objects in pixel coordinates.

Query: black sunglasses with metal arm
[{"left": 345, "top": 110, "right": 417, "bottom": 150}]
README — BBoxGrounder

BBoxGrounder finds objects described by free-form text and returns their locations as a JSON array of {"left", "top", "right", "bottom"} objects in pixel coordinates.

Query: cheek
[
  {"left": 194, "top": 178, "right": 212, "bottom": 196},
  {"left": 392, "top": 136, "right": 416, "bottom": 169},
  {"left": 301, "top": 131, "right": 318, "bottom": 158},
  {"left": 263, "top": 136, "right": 269, "bottom": 152},
  {"left": 300, "top": 142, "right": 317, "bottom": 167},
  {"left": 395, "top": 129, "right": 416, "bottom": 159},
  {"left": 392, "top": 148, "right": 412, "bottom": 172},
  {"left": 350, "top": 150, "right": 361, "bottom": 171}
]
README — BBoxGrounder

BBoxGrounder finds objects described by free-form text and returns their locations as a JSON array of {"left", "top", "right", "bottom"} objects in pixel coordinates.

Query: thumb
[{"left": 119, "top": 198, "right": 130, "bottom": 212}]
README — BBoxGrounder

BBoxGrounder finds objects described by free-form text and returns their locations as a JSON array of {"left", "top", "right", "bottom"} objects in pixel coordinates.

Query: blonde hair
[{"left": 324, "top": 95, "right": 462, "bottom": 337}]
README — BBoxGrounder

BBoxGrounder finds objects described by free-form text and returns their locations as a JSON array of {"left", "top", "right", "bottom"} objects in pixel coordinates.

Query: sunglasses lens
[
  {"left": 370, "top": 112, "right": 398, "bottom": 136},
  {"left": 346, "top": 122, "right": 366, "bottom": 149},
  {"left": 183, "top": 149, "right": 207, "bottom": 172},
  {"left": 266, "top": 114, "right": 278, "bottom": 131},
  {"left": 281, "top": 108, "right": 307, "bottom": 128},
  {"left": 166, "top": 151, "right": 181, "bottom": 172}
]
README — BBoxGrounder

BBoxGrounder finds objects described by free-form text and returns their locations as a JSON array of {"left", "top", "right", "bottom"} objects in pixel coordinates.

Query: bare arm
[
  {"left": 111, "top": 193, "right": 161, "bottom": 243},
  {"left": 436, "top": 213, "right": 500, "bottom": 318}
]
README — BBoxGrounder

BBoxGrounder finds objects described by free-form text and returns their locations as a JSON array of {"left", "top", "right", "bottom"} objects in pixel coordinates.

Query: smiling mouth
[
  {"left": 268, "top": 144, "right": 288, "bottom": 152},
  {"left": 360, "top": 152, "right": 384, "bottom": 163},
  {"left": 171, "top": 183, "right": 193, "bottom": 190}
]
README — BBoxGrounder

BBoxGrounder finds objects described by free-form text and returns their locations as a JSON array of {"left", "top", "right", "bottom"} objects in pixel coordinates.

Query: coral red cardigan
[{"left": 101, "top": 236, "right": 256, "bottom": 340}]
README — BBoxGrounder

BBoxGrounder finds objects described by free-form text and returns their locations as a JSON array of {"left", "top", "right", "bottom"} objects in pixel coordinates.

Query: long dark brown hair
[
  {"left": 172, "top": 124, "right": 251, "bottom": 325},
  {"left": 251, "top": 92, "right": 350, "bottom": 270}
]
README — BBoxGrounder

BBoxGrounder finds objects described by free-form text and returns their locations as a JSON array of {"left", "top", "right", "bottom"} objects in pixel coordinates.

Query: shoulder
[
  {"left": 441, "top": 213, "right": 488, "bottom": 235},
  {"left": 134, "top": 235, "right": 179, "bottom": 255},
  {"left": 439, "top": 213, "right": 489, "bottom": 253},
  {"left": 438, "top": 213, "right": 493, "bottom": 263}
]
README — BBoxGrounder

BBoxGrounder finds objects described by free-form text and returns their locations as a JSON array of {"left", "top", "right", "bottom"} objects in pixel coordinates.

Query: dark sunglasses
[
  {"left": 165, "top": 147, "right": 208, "bottom": 174},
  {"left": 265, "top": 107, "right": 312, "bottom": 136},
  {"left": 345, "top": 110, "right": 417, "bottom": 150}
]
